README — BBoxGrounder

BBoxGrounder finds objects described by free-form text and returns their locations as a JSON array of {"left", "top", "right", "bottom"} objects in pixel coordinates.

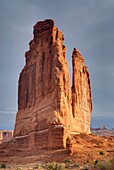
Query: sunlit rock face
[{"left": 14, "top": 19, "right": 92, "bottom": 150}]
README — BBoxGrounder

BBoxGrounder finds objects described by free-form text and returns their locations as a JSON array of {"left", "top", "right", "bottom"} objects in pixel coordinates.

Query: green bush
[
  {"left": 0, "top": 164, "right": 6, "bottom": 169},
  {"left": 99, "top": 151, "right": 105, "bottom": 155},
  {"left": 64, "top": 159, "right": 70, "bottom": 164}
]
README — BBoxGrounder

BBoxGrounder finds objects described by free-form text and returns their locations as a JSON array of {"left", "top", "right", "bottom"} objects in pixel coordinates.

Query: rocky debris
[
  {"left": 0, "top": 134, "right": 114, "bottom": 167},
  {"left": 0, "top": 19, "right": 92, "bottom": 154}
]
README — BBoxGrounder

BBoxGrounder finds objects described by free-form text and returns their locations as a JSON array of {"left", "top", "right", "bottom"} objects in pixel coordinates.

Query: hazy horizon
[{"left": 0, "top": 113, "right": 114, "bottom": 131}]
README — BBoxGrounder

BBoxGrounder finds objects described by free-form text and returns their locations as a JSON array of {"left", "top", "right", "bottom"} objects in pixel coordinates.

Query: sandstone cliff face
[{"left": 14, "top": 19, "right": 92, "bottom": 150}]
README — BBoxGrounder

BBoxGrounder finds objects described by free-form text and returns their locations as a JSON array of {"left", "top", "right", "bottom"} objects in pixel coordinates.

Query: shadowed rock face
[
  {"left": 14, "top": 19, "right": 92, "bottom": 150},
  {"left": 72, "top": 48, "right": 92, "bottom": 133}
]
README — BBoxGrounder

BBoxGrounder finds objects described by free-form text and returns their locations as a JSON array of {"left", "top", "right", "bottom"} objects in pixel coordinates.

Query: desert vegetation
[
  {"left": 0, "top": 164, "right": 6, "bottom": 169},
  {"left": 0, "top": 158, "right": 114, "bottom": 170}
]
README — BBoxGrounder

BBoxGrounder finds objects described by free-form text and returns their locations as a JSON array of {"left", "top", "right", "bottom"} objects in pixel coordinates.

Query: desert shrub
[
  {"left": 16, "top": 167, "right": 23, "bottom": 170},
  {"left": 84, "top": 159, "right": 90, "bottom": 165},
  {"left": 64, "top": 159, "right": 70, "bottom": 164},
  {"left": 47, "top": 162, "right": 65, "bottom": 170},
  {"left": 57, "top": 163, "right": 66, "bottom": 170},
  {"left": 74, "top": 161, "right": 80, "bottom": 168},
  {"left": 0, "top": 164, "right": 6, "bottom": 169},
  {"left": 47, "top": 162, "right": 57, "bottom": 170},
  {"left": 37, "top": 163, "right": 42, "bottom": 170},
  {"left": 99, "top": 151, "right": 105, "bottom": 155},
  {"left": 64, "top": 159, "right": 71, "bottom": 168},
  {"left": 94, "top": 159, "right": 99, "bottom": 165}
]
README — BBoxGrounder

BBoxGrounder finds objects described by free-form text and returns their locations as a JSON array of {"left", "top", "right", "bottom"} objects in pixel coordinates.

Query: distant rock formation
[
  {"left": 14, "top": 19, "right": 92, "bottom": 150},
  {"left": 0, "top": 130, "right": 13, "bottom": 144}
]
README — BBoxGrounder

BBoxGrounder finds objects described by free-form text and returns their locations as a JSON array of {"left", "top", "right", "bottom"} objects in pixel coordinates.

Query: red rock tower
[{"left": 14, "top": 19, "right": 92, "bottom": 150}]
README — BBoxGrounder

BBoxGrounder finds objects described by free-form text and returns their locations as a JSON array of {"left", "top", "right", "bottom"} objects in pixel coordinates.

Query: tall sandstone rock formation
[
  {"left": 72, "top": 48, "right": 92, "bottom": 133},
  {"left": 14, "top": 19, "right": 92, "bottom": 150}
]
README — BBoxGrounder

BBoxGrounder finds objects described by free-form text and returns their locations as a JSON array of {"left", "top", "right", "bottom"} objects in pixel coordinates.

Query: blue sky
[{"left": 0, "top": 0, "right": 114, "bottom": 130}]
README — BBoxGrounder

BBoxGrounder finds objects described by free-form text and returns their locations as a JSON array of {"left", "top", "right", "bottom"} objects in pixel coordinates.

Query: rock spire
[{"left": 14, "top": 19, "right": 92, "bottom": 150}]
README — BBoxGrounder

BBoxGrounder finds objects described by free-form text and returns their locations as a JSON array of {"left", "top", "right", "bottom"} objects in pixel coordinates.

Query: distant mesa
[
  {"left": 1, "top": 19, "right": 92, "bottom": 151},
  {"left": 91, "top": 126, "right": 108, "bottom": 131}
]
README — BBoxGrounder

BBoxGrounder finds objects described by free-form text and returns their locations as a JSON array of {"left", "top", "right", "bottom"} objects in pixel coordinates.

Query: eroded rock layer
[{"left": 14, "top": 19, "right": 92, "bottom": 150}]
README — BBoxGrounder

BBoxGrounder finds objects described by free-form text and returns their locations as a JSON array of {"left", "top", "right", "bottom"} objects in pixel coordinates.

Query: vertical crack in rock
[{"left": 14, "top": 19, "right": 92, "bottom": 150}]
